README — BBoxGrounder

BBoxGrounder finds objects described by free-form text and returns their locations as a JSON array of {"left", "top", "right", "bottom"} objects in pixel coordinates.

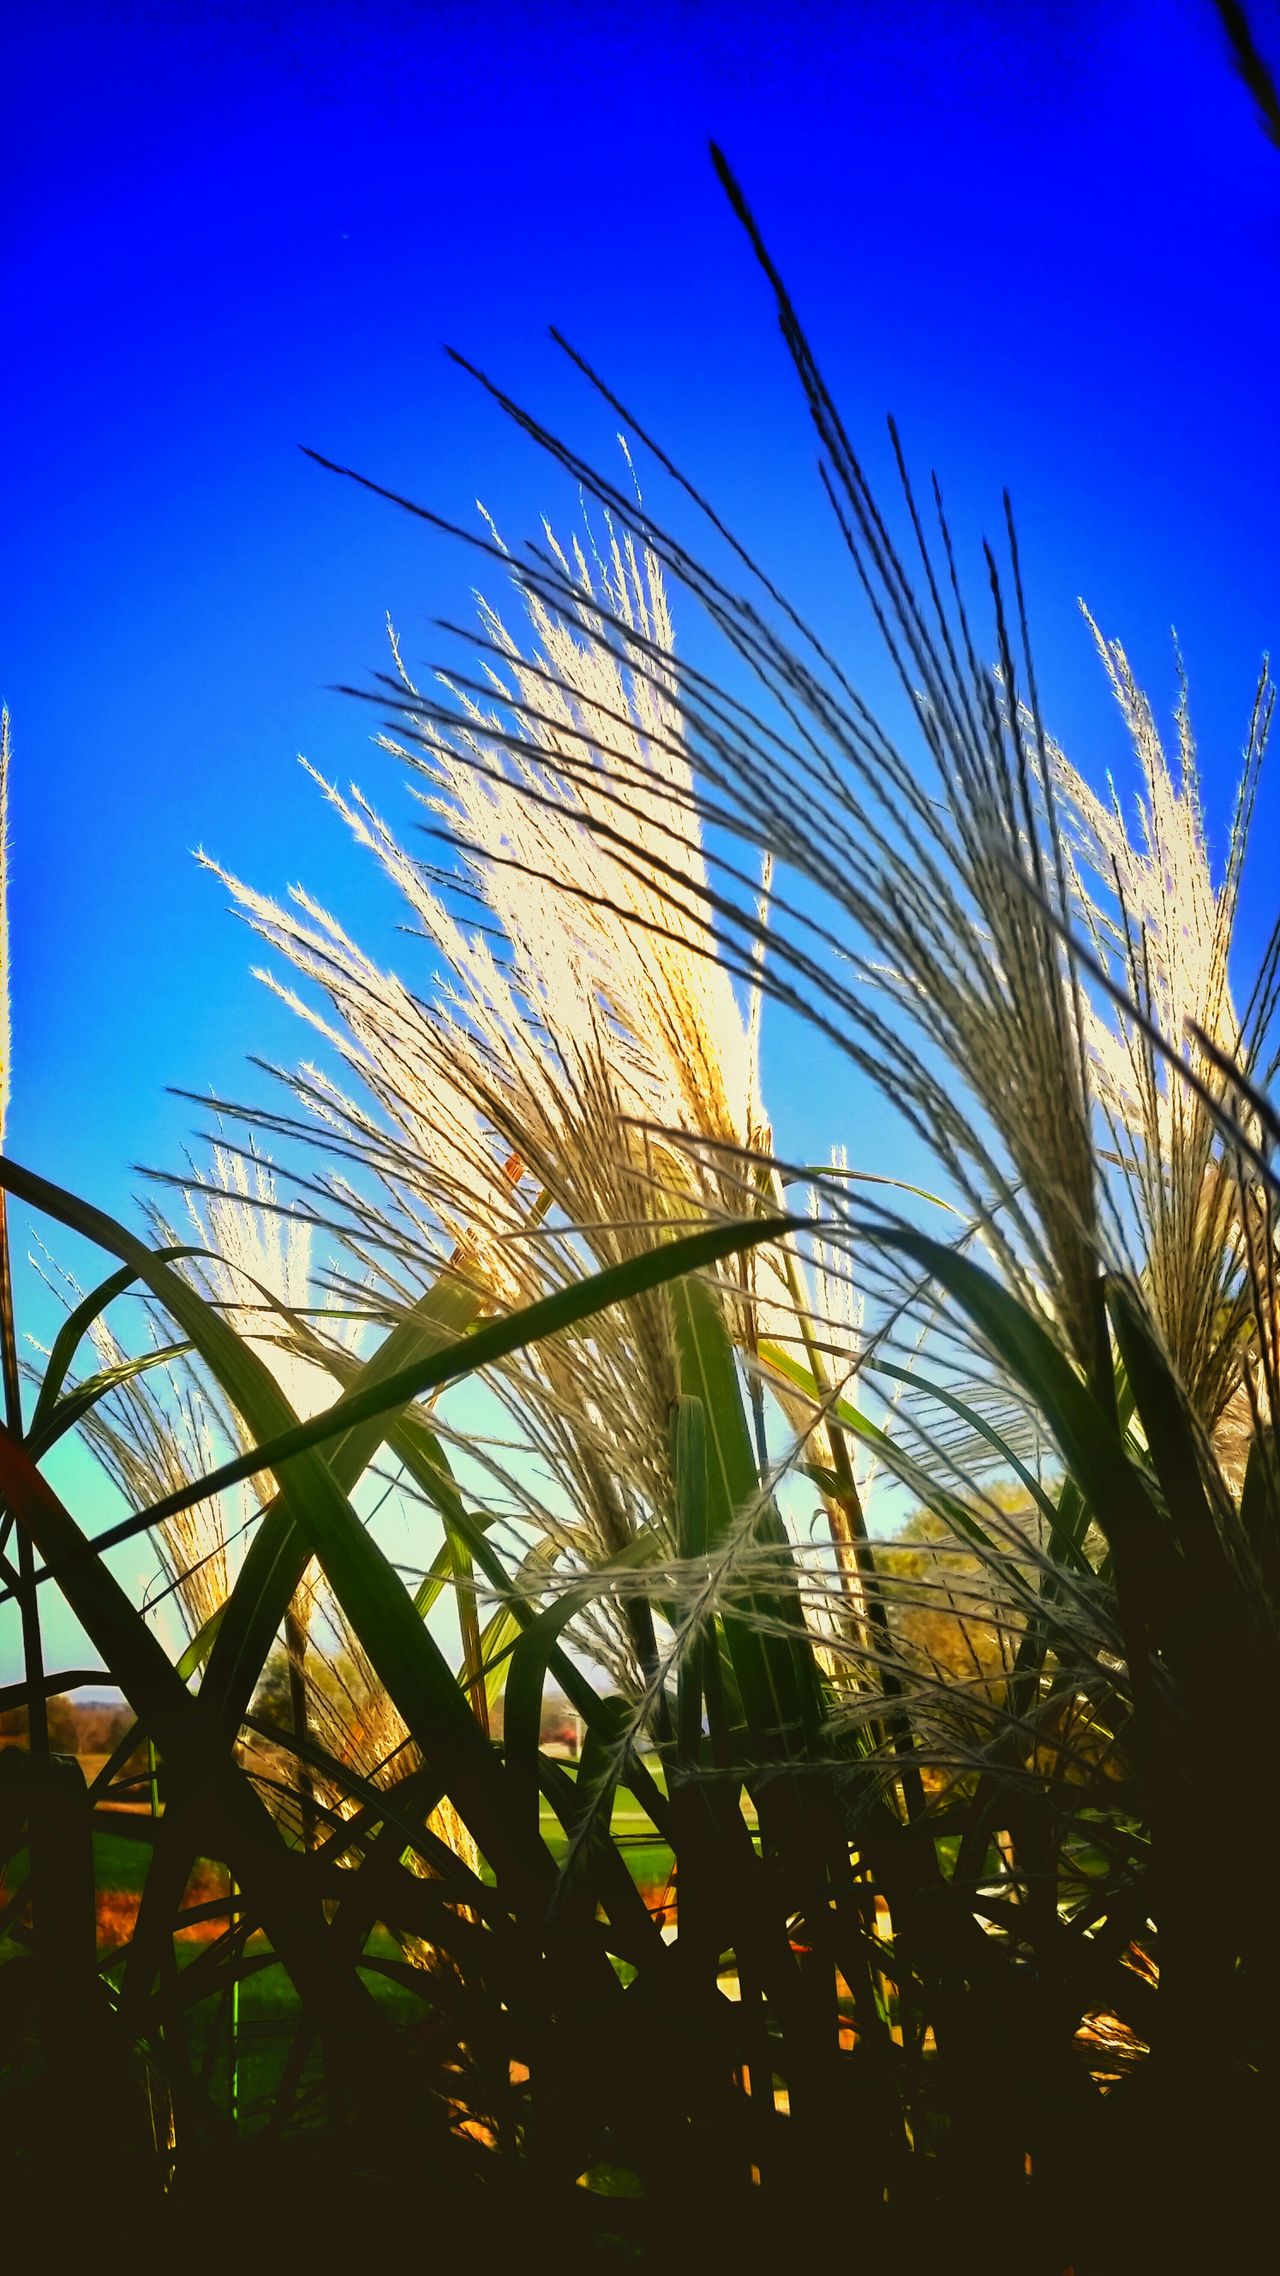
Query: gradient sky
[{"left": 3, "top": 0, "right": 1279, "bottom": 1678}]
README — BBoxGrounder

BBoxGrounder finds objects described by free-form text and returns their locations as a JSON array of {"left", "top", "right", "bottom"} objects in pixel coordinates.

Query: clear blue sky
[{"left": 3, "top": 0, "right": 1279, "bottom": 1676}]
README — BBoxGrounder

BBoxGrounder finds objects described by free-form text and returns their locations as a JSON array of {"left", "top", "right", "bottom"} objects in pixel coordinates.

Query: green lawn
[
  {"left": 59, "top": 1794, "right": 674, "bottom": 2126},
  {"left": 537, "top": 1774, "right": 674, "bottom": 1893}
]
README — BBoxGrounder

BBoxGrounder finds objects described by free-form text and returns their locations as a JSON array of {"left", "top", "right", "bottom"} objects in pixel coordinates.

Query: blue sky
[{"left": 3, "top": 0, "right": 1279, "bottom": 1678}]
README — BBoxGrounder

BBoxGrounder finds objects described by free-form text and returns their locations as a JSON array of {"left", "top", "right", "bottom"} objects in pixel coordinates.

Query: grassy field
[
  {"left": 3, "top": 1798, "right": 671, "bottom": 2133},
  {"left": 1, "top": 1787, "right": 677, "bottom": 1951}
]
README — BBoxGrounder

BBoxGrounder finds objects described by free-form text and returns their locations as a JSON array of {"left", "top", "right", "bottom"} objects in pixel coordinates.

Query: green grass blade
[
  {"left": 504, "top": 1537, "right": 658, "bottom": 1848},
  {"left": 876, "top": 1229, "right": 1167, "bottom": 1576},
  {"left": 671, "top": 1271, "right": 818, "bottom": 1754},
  {"left": 27, "top": 1248, "right": 209, "bottom": 1436},
  {"left": 91, "top": 1211, "right": 798, "bottom": 1560},
  {"left": 0, "top": 1668, "right": 108, "bottom": 1714},
  {"left": 0, "top": 1426, "right": 388, "bottom": 2038},
  {"left": 26, "top": 1340, "right": 196, "bottom": 1463},
  {"left": 1106, "top": 1277, "right": 1227, "bottom": 1582},
  {"left": 672, "top": 1393, "right": 709, "bottom": 1761}
]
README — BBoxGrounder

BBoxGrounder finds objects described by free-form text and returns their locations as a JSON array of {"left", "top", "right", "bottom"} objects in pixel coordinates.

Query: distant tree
[
  {"left": 0, "top": 1699, "right": 79, "bottom": 1748},
  {"left": 878, "top": 1484, "right": 1039, "bottom": 1697},
  {"left": 0, "top": 1693, "right": 145, "bottom": 1769},
  {"left": 44, "top": 1695, "right": 82, "bottom": 1754},
  {"left": 73, "top": 1698, "right": 139, "bottom": 1757}
]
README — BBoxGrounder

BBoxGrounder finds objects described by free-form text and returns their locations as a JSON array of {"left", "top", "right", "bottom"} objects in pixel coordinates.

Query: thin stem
[{"left": 0, "top": 1190, "right": 46, "bottom": 1757}]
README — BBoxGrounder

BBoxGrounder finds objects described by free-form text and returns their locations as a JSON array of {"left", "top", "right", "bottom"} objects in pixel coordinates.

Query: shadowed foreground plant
[
  {"left": 4, "top": 122, "right": 1280, "bottom": 2268},
  {"left": 0, "top": 1090, "right": 794, "bottom": 2242},
  {"left": 272, "top": 140, "right": 1280, "bottom": 2262}
]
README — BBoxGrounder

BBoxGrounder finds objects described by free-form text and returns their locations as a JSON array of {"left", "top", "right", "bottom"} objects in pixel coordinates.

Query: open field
[{"left": 0, "top": 1792, "right": 679, "bottom": 1948}]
